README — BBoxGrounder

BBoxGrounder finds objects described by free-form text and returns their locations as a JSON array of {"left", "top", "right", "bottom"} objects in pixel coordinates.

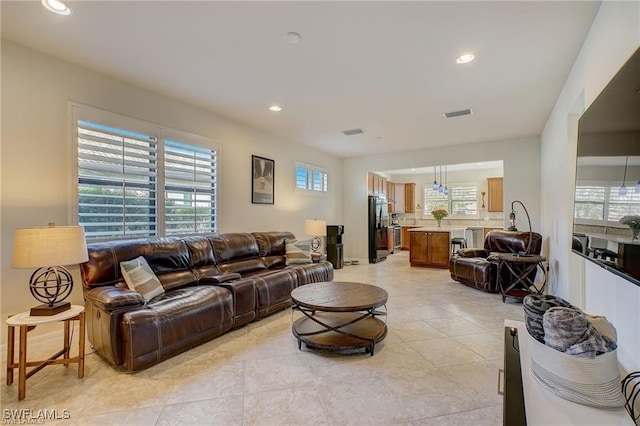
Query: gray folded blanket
[
  {"left": 543, "top": 307, "right": 617, "bottom": 358},
  {"left": 523, "top": 294, "right": 576, "bottom": 343}
]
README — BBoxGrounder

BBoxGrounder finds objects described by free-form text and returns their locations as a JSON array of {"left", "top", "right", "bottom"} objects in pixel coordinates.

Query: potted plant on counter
[
  {"left": 431, "top": 209, "right": 448, "bottom": 229},
  {"left": 620, "top": 215, "right": 640, "bottom": 240}
]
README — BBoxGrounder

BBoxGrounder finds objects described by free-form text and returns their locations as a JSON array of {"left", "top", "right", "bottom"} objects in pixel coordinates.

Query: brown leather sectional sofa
[
  {"left": 80, "top": 231, "right": 333, "bottom": 372},
  {"left": 449, "top": 230, "right": 542, "bottom": 292}
]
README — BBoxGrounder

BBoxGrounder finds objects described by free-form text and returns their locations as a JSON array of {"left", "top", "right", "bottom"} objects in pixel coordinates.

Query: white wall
[
  {"left": 0, "top": 40, "right": 342, "bottom": 337},
  {"left": 540, "top": 1, "right": 640, "bottom": 371},
  {"left": 343, "top": 137, "right": 541, "bottom": 260}
]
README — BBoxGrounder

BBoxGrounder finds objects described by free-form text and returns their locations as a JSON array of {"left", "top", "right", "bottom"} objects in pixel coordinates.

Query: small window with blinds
[
  {"left": 295, "top": 162, "right": 328, "bottom": 194},
  {"left": 73, "top": 105, "right": 218, "bottom": 240}
]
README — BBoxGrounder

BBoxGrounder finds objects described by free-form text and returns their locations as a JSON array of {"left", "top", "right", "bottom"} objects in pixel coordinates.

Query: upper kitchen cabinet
[
  {"left": 394, "top": 184, "right": 405, "bottom": 213},
  {"left": 387, "top": 181, "right": 395, "bottom": 202},
  {"left": 404, "top": 183, "right": 416, "bottom": 213},
  {"left": 487, "top": 177, "right": 504, "bottom": 212},
  {"left": 367, "top": 173, "right": 387, "bottom": 196}
]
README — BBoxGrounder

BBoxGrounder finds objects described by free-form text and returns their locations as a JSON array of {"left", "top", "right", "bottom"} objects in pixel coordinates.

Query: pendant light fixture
[
  {"left": 619, "top": 156, "right": 628, "bottom": 196},
  {"left": 432, "top": 166, "right": 439, "bottom": 191},
  {"left": 438, "top": 166, "right": 444, "bottom": 193},
  {"left": 444, "top": 165, "right": 449, "bottom": 195},
  {"left": 635, "top": 178, "right": 640, "bottom": 193}
]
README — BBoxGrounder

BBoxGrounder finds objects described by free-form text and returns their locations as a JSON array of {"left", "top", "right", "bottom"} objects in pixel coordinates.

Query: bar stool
[
  {"left": 594, "top": 248, "right": 618, "bottom": 262},
  {"left": 451, "top": 237, "right": 467, "bottom": 254}
]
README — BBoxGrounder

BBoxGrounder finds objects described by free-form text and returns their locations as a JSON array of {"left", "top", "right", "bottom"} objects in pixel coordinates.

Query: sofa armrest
[
  {"left": 456, "top": 248, "right": 489, "bottom": 258},
  {"left": 199, "top": 272, "right": 242, "bottom": 284},
  {"left": 84, "top": 286, "right": 144, "bottom": 312}
]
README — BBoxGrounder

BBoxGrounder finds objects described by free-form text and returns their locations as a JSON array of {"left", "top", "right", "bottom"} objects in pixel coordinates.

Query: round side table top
[
  {"left": 291, "top": 281, "right": 388, "bottom": 312},
  {"left": 6, "top": 305, "right": 84, "bottom": 326},
  {"left": 490, "top": 253, "right": 546, "bottom": 263}
]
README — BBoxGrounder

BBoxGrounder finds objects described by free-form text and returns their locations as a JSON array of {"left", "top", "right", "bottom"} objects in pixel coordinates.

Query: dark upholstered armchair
[{"left": 449, "top": 230, "right": 542, "bottom": 292}]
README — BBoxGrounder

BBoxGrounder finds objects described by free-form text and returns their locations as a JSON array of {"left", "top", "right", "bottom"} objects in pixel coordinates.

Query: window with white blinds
[
  {"left": 423, "top": 187, "right": 448, "bottom": 215},
  {"left": 423, "top": 184, "right": 478, "bottom": 218},
  {"left": 295, "top": 162, "right": 328, "bottom": 194},
  {"left": 574, "top": 185, "right": 606, "bottom": 221},
  {"left": 450, "top": 185, "right": 478, "bottom": 217},
  {"left": 73, "top": 105, "right": 218, "bottom": 240},
  {"left": 574, "top": 183, "right": 640, "bottom": 224},
  {"left": 164, "top": 140, "right": 216, "bottom": 235}
]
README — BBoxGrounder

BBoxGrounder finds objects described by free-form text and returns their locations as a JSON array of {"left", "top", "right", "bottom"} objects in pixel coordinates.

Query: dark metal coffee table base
[{"left": 292, "top": 311, "right": 387, "bottom": 356}]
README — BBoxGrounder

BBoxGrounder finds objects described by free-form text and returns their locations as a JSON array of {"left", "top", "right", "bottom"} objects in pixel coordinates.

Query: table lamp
[
  {"left": 12, "top": 224, "right": 88, "bottom": 316},
  {"left": 304, "top": 219, "right": 326, "bottom": 253},
  {"left": 507, "top": 200, "right": 533, "bottom": 256}
]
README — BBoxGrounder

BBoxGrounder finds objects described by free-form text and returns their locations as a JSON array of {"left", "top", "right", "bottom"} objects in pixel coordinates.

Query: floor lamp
[{"left": 507, "top": 200, "right": 533, "bottom": 256}]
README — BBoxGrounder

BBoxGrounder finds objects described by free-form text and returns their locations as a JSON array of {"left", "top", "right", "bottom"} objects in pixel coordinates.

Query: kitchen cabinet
[
  {"left": 404, "top": 183, "right": 416, "bottom": 213},
  {"left": 394, "top": 184, "right": 405, "bottom": 213},
  {"left": 487, "top": 177, "right": 503, "bottom": 212},
  {"left": 401, "top": 226, "right": 418, "bottom": 250},
  {"left": 409, "top": 229, "right": 450, "bottom": 268},
  {"left": 368, "top": 173, "right": 387, "bottom": 197},
  {"left": 387, "top": 181, "right": 395, "bottom": 202}
]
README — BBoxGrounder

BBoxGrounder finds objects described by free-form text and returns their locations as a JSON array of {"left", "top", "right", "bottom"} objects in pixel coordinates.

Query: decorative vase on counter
[
  {"left": 437, "top": 219, "right": 442, "bottom": 229},
  {"left": 632, "top": 227, "right": 640, "bottom": 241}
]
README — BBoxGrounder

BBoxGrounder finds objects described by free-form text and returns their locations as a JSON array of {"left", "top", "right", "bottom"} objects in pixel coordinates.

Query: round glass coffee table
[{"left": 291, "top": 281, "right": 388, "bottom": 356}]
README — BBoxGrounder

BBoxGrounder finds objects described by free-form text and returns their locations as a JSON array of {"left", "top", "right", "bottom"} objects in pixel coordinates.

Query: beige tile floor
[{"left": 1, "top": 251, "right": 525, "bottom": 425}]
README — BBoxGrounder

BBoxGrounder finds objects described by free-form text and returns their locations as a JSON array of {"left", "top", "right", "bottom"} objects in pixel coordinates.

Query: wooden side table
[
  {"left": 6, "top": 305, "right": 85, "bottom": 400},
  {"left": 493, "top": 253, "right": 547, "bottom": 302}
]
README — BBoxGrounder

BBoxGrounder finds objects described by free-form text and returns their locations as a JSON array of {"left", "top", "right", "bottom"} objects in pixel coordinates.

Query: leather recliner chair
[{"left": 449, "top": 230, "right": 542, "bottom": 292}]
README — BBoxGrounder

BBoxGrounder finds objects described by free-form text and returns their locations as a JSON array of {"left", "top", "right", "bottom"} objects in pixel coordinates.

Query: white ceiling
[{"left": 1, "top": 1, "right": 600, "bottom": 159}]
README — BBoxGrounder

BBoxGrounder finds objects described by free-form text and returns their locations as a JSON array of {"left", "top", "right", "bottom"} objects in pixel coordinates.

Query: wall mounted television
[{"left": 573, "top": 46, "right": 640, "bottom": 287}]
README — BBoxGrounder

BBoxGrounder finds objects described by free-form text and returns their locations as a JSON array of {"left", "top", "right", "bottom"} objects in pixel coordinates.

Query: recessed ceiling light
[
  {"left": 284, "top": 32, "right": 302, "bottom": 44},
  {"left": 456, "top": 53, "right": 475, "bottom": 64},
  {"left": 41, "top": 0, "right": 72, "bottom": 15},
  {"left": 269, "top": 105, "right": 282, "bottom": 112}
]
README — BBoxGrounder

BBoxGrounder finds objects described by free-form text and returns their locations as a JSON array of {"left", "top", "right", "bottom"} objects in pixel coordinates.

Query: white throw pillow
[
  {"left": 120, "top": 256, "right": 165, "bottom": 303},
  {"left": 285, "top": 239, "right": 312, "bottom": 265}
]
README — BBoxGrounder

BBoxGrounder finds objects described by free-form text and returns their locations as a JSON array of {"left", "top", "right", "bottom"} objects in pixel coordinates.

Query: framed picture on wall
[{"left": 251, "top": 155, "right": 274, "bottom": 204}]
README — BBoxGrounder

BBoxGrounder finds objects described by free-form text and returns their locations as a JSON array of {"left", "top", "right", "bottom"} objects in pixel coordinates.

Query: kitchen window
[
  {"left": 423, "top": 183, "right": 479, "bottom": 218},
  {"left": 72, "top": 104, "right": 218, "bottom": 240},
  {"left": 574, "top": 182, "right": 640, "bottom": 225}
]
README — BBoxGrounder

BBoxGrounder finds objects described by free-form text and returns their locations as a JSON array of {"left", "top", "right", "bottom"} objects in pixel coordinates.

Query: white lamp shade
[
  {"left": 12, "top": 225, "right": 88, "bottom": 268},
  {"left": 304, "top": 219, "right": 327, "bottom": 237}
]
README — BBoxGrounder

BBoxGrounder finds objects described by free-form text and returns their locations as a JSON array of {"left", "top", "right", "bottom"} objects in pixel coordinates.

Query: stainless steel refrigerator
[{"left": 368, "top": 195, "right": 390, "bottom": 263}]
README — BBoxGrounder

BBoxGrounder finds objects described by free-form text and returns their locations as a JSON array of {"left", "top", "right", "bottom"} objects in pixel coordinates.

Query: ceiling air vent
[
  {"left": 443, "top": 108, "right": 473, "bottom": 118},
  {"left": 342, "top": 128, "right": 365, "bottom": 136}
]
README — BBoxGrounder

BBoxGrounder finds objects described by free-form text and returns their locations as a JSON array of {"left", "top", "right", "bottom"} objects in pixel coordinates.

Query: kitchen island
[{"left": 408, "top": 227, "right": 466, "bottom": 268}]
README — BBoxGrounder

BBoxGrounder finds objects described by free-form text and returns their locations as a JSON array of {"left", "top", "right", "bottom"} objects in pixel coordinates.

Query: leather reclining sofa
[
  {"left": 449, "top": 230, "right": 542, "bottom": 292},
  {"left": 80, "top": 231, "right": 333, "bottom": 372}
]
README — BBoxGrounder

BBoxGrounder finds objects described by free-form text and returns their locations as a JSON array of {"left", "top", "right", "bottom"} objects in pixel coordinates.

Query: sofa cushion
[
  {"left": 285, "top": 239, "right": 312, "bottom": 265},
  {"left": 120, "top": 256, "right": 165, "bottom": 303}
]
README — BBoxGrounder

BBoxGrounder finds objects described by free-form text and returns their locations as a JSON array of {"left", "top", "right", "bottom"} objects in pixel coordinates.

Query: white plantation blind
[
  {"left": 450, "top": 185, "right": 478, "bottom": 217},
  {"left": 607, "top": 187, "right": 640, "bottom": 220},
  {"left": 73, "top": 105, "right": 218, "bottom": 240},
  {"left": 423, "top": 184, "right": 478, "bottom": 218},
  {"left": 164, "top": 140, "right": 217, "bottom": 235},
  {"left": 574, "top": 185, "right": 606, "bottom": 221},
  {"left": 423, "top": 187, "right": 448, "bottom": 215},
  {"left": 295, "top": 162, "right": 328, "bottom": 193},
  {"left": 77, "top": 120, "right": 158, "bottom": 239}
]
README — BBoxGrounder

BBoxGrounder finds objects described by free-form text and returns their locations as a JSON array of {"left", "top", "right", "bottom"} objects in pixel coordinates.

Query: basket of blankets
[{"left": 523, "top": 294, "right": 625, "bottom": 408}]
